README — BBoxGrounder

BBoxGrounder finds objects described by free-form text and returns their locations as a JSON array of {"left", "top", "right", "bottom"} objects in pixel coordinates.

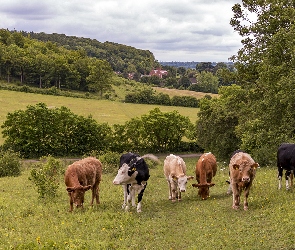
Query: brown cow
[
  {"left": 192, "top": 152, "right": 217, "bottom": 200},
  {"left": 229, "top": 152, "right": 259, "bottom": 210},
  {"left": 65, "top": 157, "right": 102, "bottom": 212}
]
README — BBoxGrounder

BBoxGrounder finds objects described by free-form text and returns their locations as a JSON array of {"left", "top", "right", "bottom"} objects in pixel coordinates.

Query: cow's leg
[
  {"left": 92, "top": 183, "right": 100, "bottom": 205},
  {"left": 243, "top": 186, "right": 250, "bottom": 210},
  {"left": 68, "top": 193, "right": 73, "bottom": 212},
  {"left": 278, "top": 167, "right": 283, "bottom": 189},
  {"left": 285, "top": 170, "right": 291, "bottom": 190},
  {"left": 178, "top": 189, "right": 182, "bottom": 201},
  {"left": 167, "top": 181, "right": 172, "bottom": 200},
  {"left": 232, "top": 183, "right": 240, "bottom": 209},
  {"left": 122, "top": 184, "right": 128, "bottom": 209},
  {"left": 136, "top": 184, "right": 147, "bottom": 213},
  {"left": 291, "top": 170, "right": 294, "bottom": 188}
]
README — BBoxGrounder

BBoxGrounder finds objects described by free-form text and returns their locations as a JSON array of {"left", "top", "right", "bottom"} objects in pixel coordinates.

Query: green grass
[
  {"left": 0, "top": 89, "right": 199, "bottom": 145},
  {"left": 0, "top": 156, "right": 294, "bottom": 249}
]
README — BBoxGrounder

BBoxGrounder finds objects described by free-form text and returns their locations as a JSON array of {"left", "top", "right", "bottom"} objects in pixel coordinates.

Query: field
[
  {"left": 0, "top": 156, "right": 294, "bottom": 249},
  {"left": 0, "top": 89, "right": 199, "bottom": 145}
]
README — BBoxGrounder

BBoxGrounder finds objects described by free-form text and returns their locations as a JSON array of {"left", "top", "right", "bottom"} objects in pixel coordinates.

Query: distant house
[{"left": 149, "top": 68, "right": 168, "bottom": 78}]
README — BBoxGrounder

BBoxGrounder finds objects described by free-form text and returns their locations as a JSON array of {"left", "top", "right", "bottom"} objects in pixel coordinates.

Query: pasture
[
  {"left": 0, "top": 155, "right": 294, "bottom": 249},
  {"left": 0, "top": 89, "right": 199, "bottom": 145}
]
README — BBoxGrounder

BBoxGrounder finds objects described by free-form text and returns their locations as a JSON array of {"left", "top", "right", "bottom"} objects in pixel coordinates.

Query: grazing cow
[
  {"left": 163, "top": 154, "right": 194, "bottom": 202},
  {"left": 65, "top": 157, "right": 102, "bottom": 212},
  {"left": 229, "top": 152, "right": 259, "bottom": 210},
  {"left": 192, "top": 152, "right": 217, "bottom": 200},
  {"left": 113, "top": 152, "right": 158, "bottom": 212},
  {"left": 277, "top": 143, "right": 295, "bottom": 190}
]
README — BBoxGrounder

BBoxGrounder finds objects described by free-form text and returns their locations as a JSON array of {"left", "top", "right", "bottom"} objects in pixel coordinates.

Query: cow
[
  {"left": 163, "top": 154, "right": 194, "bottom": 202},
  {"left": 277, "top": 143, "right": 295, "bottom": 190},
  {"left": 64, "top": 157, "right": 102, "bottom": 212},
  {"left": 192, "top": 152, "right": 217, "bottom": 200},
  {"left": 226, "top": 150, "right": 245, "bottom": 195},
  {"left": 229, "top": 152, "right": 259, "bottom": 210},
  {"left": 113, "top": 152, "right": 158, "bottom": 212}
]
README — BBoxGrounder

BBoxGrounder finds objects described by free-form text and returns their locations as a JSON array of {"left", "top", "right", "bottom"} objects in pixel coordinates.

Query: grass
[
  {"left": 0, "top": 89, "right": 199, "bottom": 145},
  {"left": 0, "top": 155, "right": 294, "bottom": 249}
]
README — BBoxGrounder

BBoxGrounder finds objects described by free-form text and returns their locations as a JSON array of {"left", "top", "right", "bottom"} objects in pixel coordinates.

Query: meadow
[
  {"left": 0, "top": 89, "right": 199, "bottom": 145},
  {"left": 0, "top": 156, "right": 294, "bottom": 249}
]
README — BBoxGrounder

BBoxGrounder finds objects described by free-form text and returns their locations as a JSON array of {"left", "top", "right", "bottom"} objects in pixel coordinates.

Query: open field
[
  {"left": 0, "top": 89, "right": 199, "bottom": 145},
  {"left": 0, "top": 155, "right": 294, "bottom": 249}
]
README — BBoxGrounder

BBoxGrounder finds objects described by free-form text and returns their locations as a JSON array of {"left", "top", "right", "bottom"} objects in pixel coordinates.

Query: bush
[
  {"left": 0, "top": 149, "right": 21, "bottom": 177},
  {"left": 29, "top": 156, "right": 64, "bottom": 199}
]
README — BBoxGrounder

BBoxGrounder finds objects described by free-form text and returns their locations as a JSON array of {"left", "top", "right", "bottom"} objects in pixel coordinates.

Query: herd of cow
[{"left": 64, "top": 143, "right": 295, "bottom": 212}]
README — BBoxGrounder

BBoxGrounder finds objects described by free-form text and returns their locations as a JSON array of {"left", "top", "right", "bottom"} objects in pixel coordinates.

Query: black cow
[
  {"left": 113, "top": 152, "right": 158, "bottom": 212},
  {"left": 277, "top": 143, "right": 295, "bottom": 190}
]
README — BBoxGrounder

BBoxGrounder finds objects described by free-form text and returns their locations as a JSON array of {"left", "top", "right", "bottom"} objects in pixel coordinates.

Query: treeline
[
  {"left": 1, "top": 103, "right": 200, "bottom": 158},
  {"left": 21, "top": 31, "right": 159, "bottom": 75},
  {"left": 0, "top": 29, "right": 115, "bottom": 95},
  {"left": 125, "top": 88, "right": 203, "bottom": 107}
]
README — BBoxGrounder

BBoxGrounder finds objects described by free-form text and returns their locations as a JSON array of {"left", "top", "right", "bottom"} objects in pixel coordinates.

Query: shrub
[
  {"left": 0, "top": 149, "right": 21, "bottom": 177},
  {"left": 29, "top": 156, "right": 64, "bottom": 199}
]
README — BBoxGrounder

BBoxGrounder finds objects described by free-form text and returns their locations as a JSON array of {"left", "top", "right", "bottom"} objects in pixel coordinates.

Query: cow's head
[
  {"left": 192, "top": 183, "right": 215, "bottom": 200},
  {"left": 171, "top": 174, "right": 194, "bottom": 192},
  {"left": 232, "top": 162, "right": 259, "bottom": 183},
  {"left": 113, "top": 163, "right": 138, "bottom": 185},
  {"left": 66, "top": 185, "right": 92, "bottom": 208}
]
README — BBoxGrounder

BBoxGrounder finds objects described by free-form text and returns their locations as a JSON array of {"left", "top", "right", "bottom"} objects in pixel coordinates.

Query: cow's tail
[{"left": 141, "top": 154, "right": 160, "bottom": 163}]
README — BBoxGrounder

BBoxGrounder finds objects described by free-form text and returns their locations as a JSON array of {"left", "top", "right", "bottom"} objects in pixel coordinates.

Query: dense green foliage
[
  {"left": 29, "top": 156, "right": 64, "bottom": 199},
  {"left": 1, "top": 103, "right": 194, "bottom": 158},
  {"left": 22, "top": 31, "right": 159, "bottom": 75},
  {"left": 125, "top": 88, "right": 199, "bottom": 107},
  {"left": 0, "top": 29, "right": 113, "bottom": 95},
  {"left": 196, "top": 1, "right": 295, "bottom": 164},
  {"left": 1, "top": 103, "right": 111, "bottom": 158},
  {"left": 0, "top": 149, "right": 21, "bottom": 177}
]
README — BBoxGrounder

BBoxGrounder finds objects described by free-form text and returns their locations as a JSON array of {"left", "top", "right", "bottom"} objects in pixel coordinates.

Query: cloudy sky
[{"left": 1, "top": 0, "right": 243, "bottom": 62}]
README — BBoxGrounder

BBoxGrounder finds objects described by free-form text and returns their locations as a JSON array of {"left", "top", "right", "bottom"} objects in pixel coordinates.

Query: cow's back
[
  {"left": 65, "top": 157, "right": 102, "bottom": 187},
  {"left": 196, "top": 153, "right": 217, "bottom": 183},
  {"left": 277, "top": 143, "right": 295, "bottom": 168},
  {"left": 230, "top": 152, "right": 256, "bottom": 180},
  {"left": 164, "top": 154, "right": 186, "bottom": 177}
]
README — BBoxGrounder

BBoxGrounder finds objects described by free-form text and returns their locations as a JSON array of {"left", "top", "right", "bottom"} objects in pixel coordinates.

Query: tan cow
[
  {"left": 192, "top": 152, "right": 217, "bottom": 200},
  {"left": 164, "top": 154, "right": 194, "bottom": 202},
  {"left": 229, "top": 152, "right": 259, "bottom": 210},
  {"left": 65, "top": 157, "right": 102, "bottom": 212}
]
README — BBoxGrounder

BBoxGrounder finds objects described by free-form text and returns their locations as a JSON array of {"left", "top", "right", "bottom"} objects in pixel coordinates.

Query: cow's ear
[
  {"left": 232, "top": 164, "right": 240, "bottom": 170},
  {"left": 66, "top": 187, "right": 74, "bottom": 192},
  {"left": 83, "top": 185, "right": 92, "bottom": 191},
  {"left": 251, "top": 163, "right": 259, "bottom": 169},
  {"left": 208, "top": 183, "right": 215, "bottom": 187},
  {"left": 187, "top": 176, "right": 194, "bottom": 180}
]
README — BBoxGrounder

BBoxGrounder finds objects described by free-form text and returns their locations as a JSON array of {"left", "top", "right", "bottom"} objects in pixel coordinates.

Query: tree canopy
[{"left": 196, "top": 1, "right": 295, "bottom": 164}]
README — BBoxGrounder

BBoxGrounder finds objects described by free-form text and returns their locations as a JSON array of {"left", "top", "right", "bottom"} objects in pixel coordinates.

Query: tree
[
  {"left": 229, "top": 1, "right": 295, "bottom": 164},
  {"left": 86, "top": 59, "right": 113, "bottom": 97}
]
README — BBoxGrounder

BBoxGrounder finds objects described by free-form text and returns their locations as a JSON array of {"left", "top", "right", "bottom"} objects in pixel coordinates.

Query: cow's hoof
[
  {"left": 171, "top": 199, "right": 177, "bottom": 203},
  {"left": 178, "top": 199, "right": 182, "bottom": 202},
  {"left": 232, "top": 205, "right": 239, "bottom": 210},
  {"left": 244, "top": 206, "right": 248, "bottom": 211}
]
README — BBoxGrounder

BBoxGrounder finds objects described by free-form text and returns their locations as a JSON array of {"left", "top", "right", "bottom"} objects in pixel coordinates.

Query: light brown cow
[
  {"left": 229, "top": 152, "right": 259, "bottom": 210},
  {"left": 65, "top": 157, "right": 102, "bottom": 212},
  {"left": 192, "top": 152, "right": 217, "bottom": 200},
  {"left": 164, "top": 154, "right": 194, "bottom": 202}
]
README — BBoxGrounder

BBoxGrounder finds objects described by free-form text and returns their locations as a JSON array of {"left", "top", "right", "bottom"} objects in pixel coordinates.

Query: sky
[{"left": 0, "top": 0, "right": 243, "bottom": 62}]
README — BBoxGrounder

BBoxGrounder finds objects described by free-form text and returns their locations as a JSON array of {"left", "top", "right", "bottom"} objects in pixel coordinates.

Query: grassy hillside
[
  {"left": 0, "top": 89, "right": 199, "bottom": 145},
  {"left": 0, "top": 156, "right": 293, "bottom": 249}
]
